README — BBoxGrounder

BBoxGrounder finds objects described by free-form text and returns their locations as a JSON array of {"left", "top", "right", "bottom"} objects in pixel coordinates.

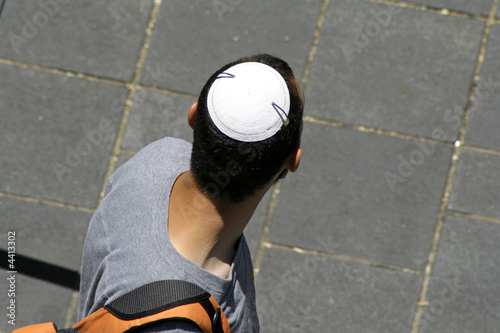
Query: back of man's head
[{"left": 191, "top": 54, "right": 304, "bottom": 204}]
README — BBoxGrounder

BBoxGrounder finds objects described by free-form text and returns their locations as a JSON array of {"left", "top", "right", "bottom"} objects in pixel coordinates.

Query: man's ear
[
  {"left": 188, "top": 102, "right": 198, "bottom": 129},
  {"left": 286, "top": 146, "right": 302, "bottom": 173}
]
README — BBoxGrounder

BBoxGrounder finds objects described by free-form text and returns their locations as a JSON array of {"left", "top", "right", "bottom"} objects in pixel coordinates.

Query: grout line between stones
[
  {"left": 446, "top": 209, "right": 500, "bottom": 225},
  {"left": 0, "top": 191, "right": 94, "bottom": 214},
  {"left": 0, "top": 57, "right": 128, "bottom": 88},
  {"left": 460, "top": 144, "right": 500, "bottom": 157},
  {"left": 303, "top": 115, "right": 343, "bottom": 127},
  {"left": 411, "top": 1, "right": 498, "bottom": 332},
  {"left": 305, "top": 115, "right": 457, "bottom": 149},
  {"left": 364, "top": 0, "right": 490, "bottom": 20},
  {"left": 301, "top": 0, "right": 330, "bottom": 87},
  {"left": 265, "top": 241, "right": 423, "bottom": 275},
  {"left": 137, "top": 84, "right": 198, "bottom": 99},
  {"left": 119, "top": 149, "right": 138, "bottom": 156},
  {"left": 97, "top": 0, "right": 163, "bottom": 202}
]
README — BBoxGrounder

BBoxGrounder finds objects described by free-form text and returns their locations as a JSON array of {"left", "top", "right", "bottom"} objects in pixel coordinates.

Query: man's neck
[{"left": 167, "top": 171, "right": 266, "bottom": 279}]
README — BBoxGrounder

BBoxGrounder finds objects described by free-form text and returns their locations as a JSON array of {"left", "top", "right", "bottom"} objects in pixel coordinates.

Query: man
[{"left": 77, "top": 53, "right": 304, "bottom": 332}]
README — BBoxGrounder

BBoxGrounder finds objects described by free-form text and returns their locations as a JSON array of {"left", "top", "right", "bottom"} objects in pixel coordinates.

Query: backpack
[{"left": 13, "top": 280, "right": 231, "bottom": 333}]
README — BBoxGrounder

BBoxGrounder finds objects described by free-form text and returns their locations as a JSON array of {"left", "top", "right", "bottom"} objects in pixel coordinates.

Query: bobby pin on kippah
[
  {"left": 207, "top": 62, "right": 290, "bottom": 142},
  {"left": 216, "top": 72, "right": 236, "bottom": 79}
]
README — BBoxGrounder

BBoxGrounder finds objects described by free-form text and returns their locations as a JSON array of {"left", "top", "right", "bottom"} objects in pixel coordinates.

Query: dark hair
[{"left": 191, "top": 54, "right": 304, "bottom": 203}]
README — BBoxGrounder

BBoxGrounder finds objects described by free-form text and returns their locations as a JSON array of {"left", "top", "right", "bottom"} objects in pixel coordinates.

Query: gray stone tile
[
  {"left": 269, "top": 122, "right": 453, "bottom": 269},
  {"left": 448, "top": 149, "right": 500, "bottom": 219},
  {"left": 0, "top": 64, "right": 127, "bottom": 208},
  {"left": 256, "top": 248, "right": 421, "bottom": 332},
  {"left": 0, "top": 198, "right": 91, "bottom": 271},
  {"left": 400, "top": 0, "right": 493, "bottom": 15},
  {"left": 419, "top": 215, "right": 500, "bottom": 333},
  {"left": 0, "top": 0, "right": 153, "bottom": 81},
  {"left": 464, "top": 24, "right": 500, "bottom": 150},
  {"left": 0, "top": 271, "right": 73, "bottom": 330},
  {"left": 306, "top": 0, "right": 483, "bottom": 139},
  {"left": 121, "top": 89, "right": 196, "bottom": 151},
  {"left": 141, "top": 0, "right": 323, "bottom": 94}
]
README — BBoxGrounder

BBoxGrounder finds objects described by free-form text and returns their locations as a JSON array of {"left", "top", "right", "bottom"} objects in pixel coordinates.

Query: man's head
[{"left": 190, "top": 54, "right": 304, "bottom": 204}]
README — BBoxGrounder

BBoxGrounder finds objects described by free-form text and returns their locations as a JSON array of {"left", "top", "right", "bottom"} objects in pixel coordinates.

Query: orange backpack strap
[
  {"left": 74, "top": 280, "right": 231, "bottom": 333},
  {"left": 12, "top": 322, "right": 58, "bottom": 333}
]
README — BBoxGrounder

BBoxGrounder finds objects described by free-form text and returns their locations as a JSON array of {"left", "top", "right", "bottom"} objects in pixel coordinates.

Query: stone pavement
[{"left": 0, "top": 0, "right": 499, "bottom": 332}]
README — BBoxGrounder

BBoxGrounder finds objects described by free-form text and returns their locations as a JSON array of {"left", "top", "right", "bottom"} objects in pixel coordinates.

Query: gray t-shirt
[{"left": 77, "top": 137, "right": 259, "bottom": 332}]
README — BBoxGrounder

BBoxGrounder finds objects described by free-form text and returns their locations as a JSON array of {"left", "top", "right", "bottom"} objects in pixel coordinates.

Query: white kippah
[{"left": 207, "top": 62, "right": 290, "bottom": 142}]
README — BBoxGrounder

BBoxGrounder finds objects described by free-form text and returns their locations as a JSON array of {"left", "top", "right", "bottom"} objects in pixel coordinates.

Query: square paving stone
[
  {"left": 418, "top": 215, "right": 500, "bottom": 333},
  {"left": 256, "top": 248, "right": 421, "bottom": 332},
  {"left": 306, "top": 0, "right": 483, "bottom": 139},
  {"left": 269, "top": 122, "right": 453, "bottom": 269},
  {"left": 0, "top": 0, "right": 153, "bottom": 81},
  {"left": 140, "top": 0, "right": 323, "bottom": 94},
  {"left": 0, "top": 198, "right": 91, "bottom": 272},
  {"left": 0, "top": 271, "right": 74, "bottom": 331},
  {"left": 121, "top": 89, "right": 196, "bottom": 151},
  {"left": 464, "top": 24, "right": 500, "bottom": 150},
  {"left": 0, "top": 63, "right": 127, "bottom": 208},
  {"left": 400, "top": 0, "right": 493, "bottom": 16},
  {"left": 448, "top": 149, "right": 500, "bottom": 219}
]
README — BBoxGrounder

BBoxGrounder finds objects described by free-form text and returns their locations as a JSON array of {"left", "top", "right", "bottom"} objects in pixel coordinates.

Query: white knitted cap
[{"left": 207, "top": 62, "right": 290, "bottom": 142}]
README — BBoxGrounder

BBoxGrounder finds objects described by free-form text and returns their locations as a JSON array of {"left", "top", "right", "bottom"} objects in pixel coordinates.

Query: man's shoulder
[
  {"left": 110, "top": 137, "right": 191, "bottom": 183},
  {"left": 137, "top": 137, "right": 192, "bottom": 160}
]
